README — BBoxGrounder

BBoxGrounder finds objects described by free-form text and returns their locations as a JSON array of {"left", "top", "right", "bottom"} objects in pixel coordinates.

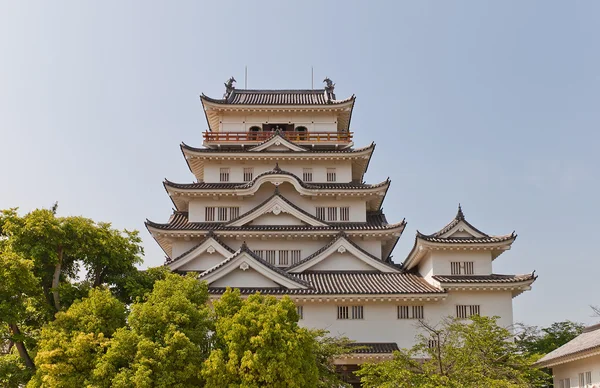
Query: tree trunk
[
  {"left": 93, "top": 265, "right": 104, "bottom": 288},
  {"left": 8, "top": 323, "right": 35, "bottom": 370},
  {"left": 52, "top": 246, "right": 63, "bottom": 311}
]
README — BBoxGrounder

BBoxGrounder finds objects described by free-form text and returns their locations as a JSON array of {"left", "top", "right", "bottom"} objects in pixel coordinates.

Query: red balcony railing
[{"left": 203, "top": 131, "right": 353, "bottom": 143}]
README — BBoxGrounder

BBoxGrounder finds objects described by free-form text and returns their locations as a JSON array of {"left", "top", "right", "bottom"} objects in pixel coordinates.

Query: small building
[
  {"left": 537, "top": 323, "right": 600, "bottom": 388},
  {"left": 146, "top": 77, "right": 536, "bottom": 383}
]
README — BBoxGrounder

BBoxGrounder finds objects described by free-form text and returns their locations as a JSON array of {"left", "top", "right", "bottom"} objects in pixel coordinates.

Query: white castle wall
[
  {"left": 203, "top": 160, "right": 354, "bottom": 183},
  {"left": 219, "top": 111, "right": 338, "bottom": 133},
  {"left": 298, "top": 290, "right": 514, "bottom": 350},
  {"left": 551, "top": 355, "right": 600, "bottom": 388},
  {"left": 187, "top": 183, "right": 368, "bottom": 223},
  {"left": 419, "top": 251, "right": 494, "bottom": 280}
]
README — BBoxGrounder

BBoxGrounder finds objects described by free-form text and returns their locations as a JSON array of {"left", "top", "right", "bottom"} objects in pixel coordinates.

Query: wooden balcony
[{"left": 203, "top": 131, "right": 353, "bottom": 145}]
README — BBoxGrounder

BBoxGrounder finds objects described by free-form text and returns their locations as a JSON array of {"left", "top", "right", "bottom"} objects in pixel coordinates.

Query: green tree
[
  {"left": 93, "top": 273, "right": 212, "bottom": 388},
  {"left": 28, "top": 288, "right": 126, "bottom": 388},
  {"left": 515, "top": 320, "right": 584, "bottom": 356},
  {"left": 357, "top": 316, "right": 548, "bottom": 388},
  {"left": 202, "top": 288, "right": 321, "bottom": 388}
]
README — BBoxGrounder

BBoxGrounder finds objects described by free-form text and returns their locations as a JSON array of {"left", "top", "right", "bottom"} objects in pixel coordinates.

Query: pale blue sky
[{"left": 1, "top": 1, "right": 599, "bottom": 327}]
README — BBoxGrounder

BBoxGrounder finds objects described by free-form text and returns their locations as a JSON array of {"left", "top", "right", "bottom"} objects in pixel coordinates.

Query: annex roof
[
  {"left": 537, "top": 323, "right": 600, "bottom": 367},
  {"left": 403, "top": 205, "right": 516, "bottom": 271},
  {"left": 432, "top": 273, "right": 536, "bottom": 284},
  {"left": 350, "top": 343, "right": 400, "bottom": 354}
]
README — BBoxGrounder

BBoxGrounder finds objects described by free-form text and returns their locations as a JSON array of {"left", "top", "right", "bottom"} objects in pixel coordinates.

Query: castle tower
[{"left": 146, "top": 78, "right": 535, "bottom": 378}]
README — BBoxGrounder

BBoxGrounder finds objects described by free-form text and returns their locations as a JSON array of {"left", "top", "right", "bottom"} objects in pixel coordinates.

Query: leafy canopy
[{"left": 357, "top": 316, "right": 549, "bottom": 388}]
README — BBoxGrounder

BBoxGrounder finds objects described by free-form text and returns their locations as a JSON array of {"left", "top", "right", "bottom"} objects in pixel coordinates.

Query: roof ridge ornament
[
  {"left": 456, "top": 203, "right": 465, "bottom": 220},
  {"left": 273, "top": 162, "right": 282, "bottom": 172},
  {"left": 323, "top": 77, "right": 336, "bottom": 101},
  {"left": 223, "top": 76, "right": 236, "bottom": 99}
]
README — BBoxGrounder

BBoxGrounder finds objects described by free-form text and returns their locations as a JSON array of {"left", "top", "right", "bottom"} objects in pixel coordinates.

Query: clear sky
[{"left": 1, "top": 1, "right": 598, "bottom": 328}]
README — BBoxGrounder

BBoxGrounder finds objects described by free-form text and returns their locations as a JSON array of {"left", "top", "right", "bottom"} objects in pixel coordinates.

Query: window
[
  {"left": 398, "top": 305, "right": 424, "bottom": 320},
  {"left": 558, "top": 379, "right": 564, "bottom": 388},
  {"left": 316, "top": 207, "right": 326, "bottom": 220},
  {"left": 219, "top": 167, "right": 230, "bottom": 182},
  {"left": 205, "top": 207, "right": 215, "bottom": 221},
  {"left": 579, "top": 374, "right": 585, "bottom": 388},
  {"left": 352, "top": 306, "right": 364, "bottom": 319},
  {"left": 326, "top": 168, "right": 336, "bottom": 182},
  {"left": 255, "top": 250, "right": 264, "bottom": 259},
  {"left": 295, "top": 126, "right": 308, "bottom": 140},
  {"left": 296, "top": 305, "right": 304, "bottom": 319},
  {"left": 451, "top": 261, "right": 474, "bottom": 275},
  {"left": 248, "top": 126, "right": 261, "bottom": 140},
  {"left": 338, "top": 306, "right": 363, "bottom": 320},
  {"left": 218, "top": 207, "right": 228, "bottom": 221},
  {"left": 565, "top": 378, "right": 571, "bottom": 388},
  {"left": 340, "top": 207, "right": 350, "bottom": 221},
  {"left": 291, "top": 250, "right": 301, "bottom": 265},
  {"left": 303, "top": 168, "right": 313, "bottom": 182},
  {"left": 264, "top": 250, "right": 276, "bottom": 265},
  {"left": 586, "top": 371, "right": 592, "bottom": 385},
  {"left": 428, "top": 339, "right": 439, "bottom": 349},
  {"left": 279, "top": 250, "right": 289, "bottom": 266},
  {"left": 243, "top": 167, "right": 254, "bottom": 182},
  {"left": 337, "top": 306, "right": 349, "bottom": 320},
  {"left": 327, "top": 207, "right": 338, "bottom": 221},
  {"left": 456, "top": 305, "right": 480, "bottom": 319},
  {"left": 229, "top": 207, "right": 239, "bottom": 220}
]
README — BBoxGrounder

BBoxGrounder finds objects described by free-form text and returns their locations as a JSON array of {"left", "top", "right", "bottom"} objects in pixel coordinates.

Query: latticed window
[
  {"left": 451, "top": 261, "right": 474, "bottom": 275},
  {"left": 219, "top": 167, "right": 230, "bottom": 182},
  {"left": 326, "top": 168, "right": 336, "bottom": 182},
  {"left": 229, "top": 207, "right": 240, "bottom": 220},
  {"left": 254, "top": 250, "right": 264, "bottom": 259},
  {"left": 327, "top": 207, "right": 338, "bottom": 221},
  {"left": 264, "top": 250, "right": 276, "bottom": 265},
  {"left": 291, "top": 250, "right": 301, "bottom": 265},
  {"left": 316, "top": 207, "right": 326, "bottom": 220},
  {"left": 243, "top": 167, "right": 254, "bottom": 182},
  {"left": 456, "top": 305, "right": 480, "bottom": 319},
  {"left": 338, "top": 306, "right": 363, "bottom": 320},
  {"left": 278, "top": 250, "right": 289, "bottom": 266},
  {"left": 296, "top": 305, "right": 303, "bottom": 319},
  {"left": 340, "top": 207, "right": 350, "bottom": 221},
  {"left": 586, "top": 371, "right": 592, "bottom": 386},
  {"left": 303, "top": 168, "right": 313, "bottom": 182},
  {"left": 352, "top": 306, "right": 364, "bottom": 319},
  {"left": 205, "top": 207, "right": 215, "bottom": 221},
  {"left": 428, "top": 339, "right": 439, "bottom": 349},
  {"left": 218, "top": 207, "right": 228, "bottom": 221},
  {"left": 579, "top": 374, "right": 585, "bottom": 388},
  {"left": 398, "top": 305, "right": 424, "bottom": 319},
  {"left": 337, "top": 306, "right": 349, "bottom": 320}
]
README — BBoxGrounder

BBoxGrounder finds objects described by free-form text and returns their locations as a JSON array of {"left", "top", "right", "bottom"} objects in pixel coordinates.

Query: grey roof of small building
[
  {"left": 201, "top": 89, "right": 355, "bottom": 106},
  {"left": 432, "top": 273, "right": 536, "bottom": 283},
  {"left": 537, "top": 323, "right": 600, "bottom": 366},
  {"left": 206, "top": 271, "right": 444, "bottom": 295},
  {"left": 350, "top": 342, "right": 400, "bottom": 354}
]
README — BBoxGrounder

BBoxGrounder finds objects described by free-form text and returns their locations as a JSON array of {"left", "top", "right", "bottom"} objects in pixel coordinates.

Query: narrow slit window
[
  {"left": 291, "top": 250, "right": 301, "bottom": 265},
  {"left": 337, "top": 306, "right": 349, "bottom": 320},
  {"left": 220, "top": 167, "right": 230, "bottom": 182},
  {"left": 327, "top": 207, "right": 338, "bottom": 221},
  {"left": 205, "top": 207, "right": 215, "bottom": 221},
  {"left": 278, "top": 250, "right": 289, "bottom": 266},
  {"left": 296, "top": 305, "right": 303, "bottom": 320},
  {"left": 229, "top": 207, "right": 240, "bottom": 220},
  {"left": 316, "top": 207, "right": 326, "bottom": 220},
  {"left": 303, "top": 168, "right": 313, "bottom": 182},
  {"left": 243, "top": 167, "right": 254, "bottom": 182},
  {"left": 265, "top": 250, "right": 276, "bottom": 265},
  {"left": 326, "top": 168, "right": 336, "bottom": 182},
  {"left": 351, "top": 306, "right": 364, "bottom": 319},
  {"left": 340, "top": 207, "right": 350, "bottom": 221},
  {"left": 397, "top": 305, "right": 424, "bottom": 319},
  {"left": 456, "top": 305, "right": 480, "bottom": 319},
  {"left": 218, "top": 207, "right": 228, "bottom": 221}
]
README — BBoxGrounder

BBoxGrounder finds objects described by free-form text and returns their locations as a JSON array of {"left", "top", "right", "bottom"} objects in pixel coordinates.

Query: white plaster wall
[
  {"left": 219, "top": 112, "right": 338, "bottom": 133},
  {"left": 171, "top": 240, "right": 201, "bottom": 260},
  {"left": 309, "top": 252, "right": 381, "bottom": 271},
  {"left": 178, "top": 253, "right": 228, "bottom": 272},
  {"left": 298, "top": 290, "right": 515, "bottom": 350},
  {"left": 423, "top": 251, "right": 494, "bottom": 276},
  {"left": 250, "top": 213, "right": 305, "bottom": 225},
  {"left": 210, "top": 268, "right": 280, "bottom": 288},
  {"left": 187, "top": 183, "right": 367, "bottom": 223},
  {"left": 203, "top": 160, "right": 353, "bottom": 183},
  {"left": 552, "top": 354, "right": 600, "bottom": 387}
]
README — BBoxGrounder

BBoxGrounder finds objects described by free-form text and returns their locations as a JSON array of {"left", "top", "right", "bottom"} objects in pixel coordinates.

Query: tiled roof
[
  {"left": 146, "top": 209, "right": 404, "bottom": 232},
  {"left": 537, "top": 324, "right": 600, "bottom": 367},
  {"left": 165, "top": 231, "right": 235, "bottom": 265},
  {"left": 432, "top": 273, "right": 536, "bottom": 283},
  {"left": 351, "top": 343, "right": 400, "bottom": 354},
  {"left": 417, "top": 234, "right": 516, "bottom": 244},
  {"left": 164, "top": 167, "right": 389, "bottom": 191},
  {"left": 181, "top": 142, "right": 374, "bottom": 154},
  {"left": 201, "top": 89, "right": 355, "bottom": 106},
  {"left": 206, "top": 271, "right": 444, "bottom": 295}
]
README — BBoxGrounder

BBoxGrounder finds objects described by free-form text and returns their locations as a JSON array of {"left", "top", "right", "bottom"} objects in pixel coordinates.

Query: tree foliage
[
  {"left": 357, "top": 316, "right": 548, "bottom": 388},
  {"left": 515, "top": 320, "right": 584, "bottom": 356}
]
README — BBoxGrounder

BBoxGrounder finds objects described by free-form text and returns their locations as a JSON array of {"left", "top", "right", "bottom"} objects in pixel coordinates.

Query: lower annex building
[{"left": 146, "top": 77, "right": 536, "bottom": 372}]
